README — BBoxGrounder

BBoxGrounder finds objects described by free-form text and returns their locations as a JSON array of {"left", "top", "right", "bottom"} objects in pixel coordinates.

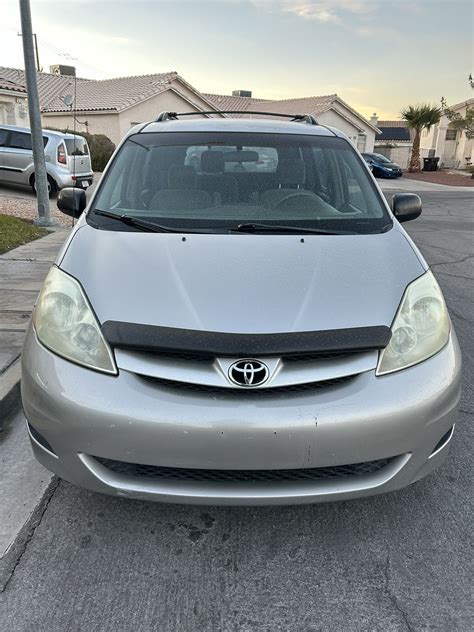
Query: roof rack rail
[{"left": 155, "top": 110, "right": 318, "bottom": 125}]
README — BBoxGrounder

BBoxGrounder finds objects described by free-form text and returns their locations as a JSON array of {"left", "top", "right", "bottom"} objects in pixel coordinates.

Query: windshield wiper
[
  {"left": 93, "top": 209, "right": 207, "bottom": 234},
  {"left": 230, "top": 223, "right": 357, "bottom": 235}
]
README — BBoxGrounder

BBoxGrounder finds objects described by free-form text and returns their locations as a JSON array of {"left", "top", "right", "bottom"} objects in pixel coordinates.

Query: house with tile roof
[
  {"left": 0, "top": 67, "right": 224, "bottom": 144},
  {"left": 0, "top": 66, "right": 379, "bottom": 151},
  {"left": 205, "top": 92, "right": 380, "bottom": 152},
  {"left": 0, "top": 76, "right": 29, "bottom": 127}
]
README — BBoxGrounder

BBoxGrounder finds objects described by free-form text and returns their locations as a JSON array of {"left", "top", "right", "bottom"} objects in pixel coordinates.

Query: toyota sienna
[{"left": 21, "top": 112, "right": 461, "bottom": 505}]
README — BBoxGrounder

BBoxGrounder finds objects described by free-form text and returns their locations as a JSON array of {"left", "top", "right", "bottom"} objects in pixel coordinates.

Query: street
[{"left": 0, "top": 187, "right": 473, "bottom": 632}]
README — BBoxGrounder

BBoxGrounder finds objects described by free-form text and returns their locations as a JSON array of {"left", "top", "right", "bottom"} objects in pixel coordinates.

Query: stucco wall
[
  {"left": 117, "top": 88, "right": 210, "bottom": 141},
  {"left": 374, "top": 145, "right": 412, "bottom": 169},
  {"left": 0, "top": 92, "right": 29, "bottom": 126},
  {"left": 42, "top": 111, "right": 121, "bottom": 145},
  {"left": 318, "top": 108, "right": 376, "bottom": 152},
  {"left": 117, "top": 84, "right": 223, "bottom": 141},
  {"left": 419, "top": 100, "right": 473, "bottom": 167},
  {"left": 42, "top": 84, "right": 223, "bottom": 145}
]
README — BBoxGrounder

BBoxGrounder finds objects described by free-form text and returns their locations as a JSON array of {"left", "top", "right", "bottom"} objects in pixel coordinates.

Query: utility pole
[
  {"left": 19, "top": 0, "right": 55, "bottom": 226},
  {"left": 33, "top": 34, "right": 41, "bottom": 72}
]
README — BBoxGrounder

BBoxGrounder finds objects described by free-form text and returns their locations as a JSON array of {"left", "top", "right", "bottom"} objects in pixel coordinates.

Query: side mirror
[
  {"left": 392, "top": 193, "right": 422, "bottom": 223},
  {"left": 57, "top": 187, "right": 87, "bottom": 218}
]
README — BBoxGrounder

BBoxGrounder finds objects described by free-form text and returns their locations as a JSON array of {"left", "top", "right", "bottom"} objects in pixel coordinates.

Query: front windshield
[
  {"left": 92, "top": 132, "right": 390, "bottom": 234},
  {"left": 372, "top": 153, "right": 391, "bottom": 164}
]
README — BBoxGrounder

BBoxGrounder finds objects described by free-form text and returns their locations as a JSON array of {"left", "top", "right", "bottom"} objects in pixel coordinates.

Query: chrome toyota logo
[{"left": 228, "top": 359, "right": 270, "bottom": 387}]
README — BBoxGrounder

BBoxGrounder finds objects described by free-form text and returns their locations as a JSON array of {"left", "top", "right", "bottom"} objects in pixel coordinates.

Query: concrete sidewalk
[
  {"left": 0, "top": 229, "right": 70, "bottom": 426},
  {"left": 378, "top": 176, "right": 474, "bottom": 192}
]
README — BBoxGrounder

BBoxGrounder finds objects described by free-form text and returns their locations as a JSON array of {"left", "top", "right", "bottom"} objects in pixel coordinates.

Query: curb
[{"left": 0, "top": 358, "right": 22, "bottom": 432}]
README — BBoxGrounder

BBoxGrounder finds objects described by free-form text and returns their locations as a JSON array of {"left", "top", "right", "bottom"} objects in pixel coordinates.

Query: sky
[{"left": 0, "top": 0, "right": 472, "bottom": 119}]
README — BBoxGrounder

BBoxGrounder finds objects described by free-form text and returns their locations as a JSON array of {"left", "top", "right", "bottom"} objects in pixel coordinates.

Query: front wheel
[{"left": 31, "top": 175, "right": 58, "bottom": 198}]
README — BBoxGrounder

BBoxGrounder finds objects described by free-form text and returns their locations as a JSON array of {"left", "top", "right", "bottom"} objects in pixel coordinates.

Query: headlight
[
  {"left": 33, "top": 266, "right": 117, "bottom": 374},
  {"left": 376, "top": 271, "right": 450, "bottom": 376}
]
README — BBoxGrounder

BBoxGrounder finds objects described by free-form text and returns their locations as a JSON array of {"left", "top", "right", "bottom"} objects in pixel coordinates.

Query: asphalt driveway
[{"left": 0, "top": 188, "right": 472, "bottom": 632}]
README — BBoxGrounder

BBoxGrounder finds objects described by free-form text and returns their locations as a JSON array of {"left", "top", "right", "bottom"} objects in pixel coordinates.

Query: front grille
[
  {"left": 94, "top": 456, "right": 394, "bottom": 484},
  {"left": 138, "top": 374, "right": 355, "bottom": 395},
  {"left": 147, "top": 351, "right": 214, "bottom": 364}
]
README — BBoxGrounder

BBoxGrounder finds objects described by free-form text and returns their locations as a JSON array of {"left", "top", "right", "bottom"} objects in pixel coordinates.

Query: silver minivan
[
  {"left": 21, "top": 112, "right": 461, "bottom": 505},
  {"left": 0, "top": 124, "right": 93, "bottom": 195}
]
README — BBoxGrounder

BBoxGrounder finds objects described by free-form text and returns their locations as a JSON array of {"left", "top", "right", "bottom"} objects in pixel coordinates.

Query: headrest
[
  {"left": 276, "top": 159, "right": 306, "bottom": 186},
  {"left": 168, "top": 165, "right": 197, "bottom": 189},
  {"left": 201, "top": 150, "right": 225, "bottom": 174}
]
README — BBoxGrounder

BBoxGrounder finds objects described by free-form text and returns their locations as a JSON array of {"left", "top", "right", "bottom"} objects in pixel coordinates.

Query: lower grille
[
  {"left": 94, "top": 456, "right": 394, "bottom": 484},
  {"left": 139, "top": 374, "right": 355, "bottom": 395}
]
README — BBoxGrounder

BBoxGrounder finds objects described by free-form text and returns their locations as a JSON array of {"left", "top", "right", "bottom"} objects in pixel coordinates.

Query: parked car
[
  {"left": 22, "top": 112, "right": 461, "bottom": 505},
  {"left": 362, "top": 152, "right": 403, "bottom": 178},
  {"left": 362, "top": 155, "right": 374, "bottom": 172},
  {"left": 0, "top": 124, "right": 93, "bottom": 195}
]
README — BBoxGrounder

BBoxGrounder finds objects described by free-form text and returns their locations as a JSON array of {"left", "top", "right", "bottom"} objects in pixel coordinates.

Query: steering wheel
[{"left": 272, "top": 191, "right": 319, "bottom": 210}]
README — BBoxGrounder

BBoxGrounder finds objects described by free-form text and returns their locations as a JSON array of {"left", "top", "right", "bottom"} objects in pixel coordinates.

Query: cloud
[{"left": 255, "top": 1, "right": 378, "bottom": 24}]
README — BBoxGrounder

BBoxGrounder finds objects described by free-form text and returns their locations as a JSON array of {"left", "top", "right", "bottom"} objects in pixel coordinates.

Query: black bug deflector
[{"left": 101, "top": 322, "right": 391, "bottom": 358}]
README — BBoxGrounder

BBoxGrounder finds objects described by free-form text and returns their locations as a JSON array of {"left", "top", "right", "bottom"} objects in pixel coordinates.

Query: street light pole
[{"left": 19, "top": 0, "right": 55, "bottom": 226}]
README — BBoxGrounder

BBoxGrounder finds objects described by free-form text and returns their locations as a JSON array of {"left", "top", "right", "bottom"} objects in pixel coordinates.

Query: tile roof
[
  {"left": 0, "top": 76, "right": 27, "bottom": 94},
  {"left": 43, "top": 72, "right": 179, "bottom": 112},
  {"left": 205, "top": 92, "right": 379, "bottom": 132},
  {"left": 378, "top": 120, "right": 408, "bottom": 128},
  {"left": 0, "top": 66, "right": 379, "bottom": 133},
  {"left": 204, "top": 93, "right": 337, "bottom": 117},
  {"left": 0, "top": 67, "right": 181, "bottom": 113},
  {"left": 203, "top": 93, "right": 269, "bottom": 114},
  {"left": 0, "top": 66, "right": 90, "bottom": 109}
]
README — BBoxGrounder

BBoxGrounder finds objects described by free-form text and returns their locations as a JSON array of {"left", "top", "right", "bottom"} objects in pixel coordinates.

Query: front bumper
[
  {"left": 21, "top": 327, "right": 462, "bottom": 505},
  {"left": 378, "top": 170, "right": 402, "bottom": 179}
]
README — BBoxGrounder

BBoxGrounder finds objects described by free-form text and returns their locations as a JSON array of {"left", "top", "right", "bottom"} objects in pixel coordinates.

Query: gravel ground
[
  {"left": 402, "top": 170, "right": 474, "bottom": 187},
  {"left": 0, "top": 173, "right": 102, "bottom": 226},
  {"left": 0, "top": 195, "right": 72, "bottom": 227}
]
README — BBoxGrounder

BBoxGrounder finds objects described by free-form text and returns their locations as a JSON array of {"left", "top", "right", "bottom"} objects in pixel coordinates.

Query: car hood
[
  {"left": 60, "top": 223, "right": 425, "bottom": 333},
  {"left": 379, "top": 162, "right": 401, "bottom": 170}
]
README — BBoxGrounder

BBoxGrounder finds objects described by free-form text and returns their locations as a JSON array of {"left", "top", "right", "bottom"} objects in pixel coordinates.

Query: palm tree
[{"left": 402, "top": 104, "right": 442, "bottom": 172}]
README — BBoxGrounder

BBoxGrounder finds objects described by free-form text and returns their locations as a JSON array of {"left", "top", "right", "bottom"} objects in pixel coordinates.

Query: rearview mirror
[
  {"left": 392, "top": 193, "right": 422, "bottom": 223},
  {"left": 224, "top": 150, "right": 259, "bottom": 163},
  {"left": 57, "top": 187, "right": 87, "bottom": 218}
]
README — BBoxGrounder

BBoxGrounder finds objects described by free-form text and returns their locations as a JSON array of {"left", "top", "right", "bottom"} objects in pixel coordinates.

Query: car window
[
  {"left": 65, "top": 138, "right": 89, "bottom": 156},
  {"left": 9, "top": 131, "right": 32, "bottom": 150},
  {"left": 186, "top": 145, "right": 278, "bottom": 174},
  {"left": 93, "top": 132, "right": 391, "bottom": 235},
  {"left": 341, "top": 156, "right": 367, "bottom": 211},
  {"left": 373, "top": 153, "right": 391, "bottom": 163},
  {"left": 0, "top": 129, "right": 8, "bottom": 147},
  {"left": 7, "top": 131, "right": 48, "bottom": 150}
]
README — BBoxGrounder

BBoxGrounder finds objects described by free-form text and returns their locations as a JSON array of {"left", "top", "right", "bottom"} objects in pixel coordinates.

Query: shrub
[{"left": 78, "top": 131, "right": 115, "bottom": 172}]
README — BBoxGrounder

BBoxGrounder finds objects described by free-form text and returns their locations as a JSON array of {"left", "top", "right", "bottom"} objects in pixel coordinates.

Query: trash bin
[{"left": 423, "top": 157, "right": 440, "bottom": 172}]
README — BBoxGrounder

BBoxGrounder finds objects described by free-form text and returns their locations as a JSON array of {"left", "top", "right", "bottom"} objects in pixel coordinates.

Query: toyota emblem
[{"left": 228, "top": 359, "right": 270, "bottom": 387}]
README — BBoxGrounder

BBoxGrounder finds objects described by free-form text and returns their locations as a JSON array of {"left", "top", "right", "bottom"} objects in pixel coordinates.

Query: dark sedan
[{"left": 362, "top": 152, "right": 403, "bottom": 178}]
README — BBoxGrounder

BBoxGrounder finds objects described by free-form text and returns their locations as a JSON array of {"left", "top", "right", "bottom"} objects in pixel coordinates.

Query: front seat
[
  {"left": 260, "top": 159, "right": 319, "bottom": 210},
  {"left": 149, "top": 165, "right": 213, "bottom": 211}
]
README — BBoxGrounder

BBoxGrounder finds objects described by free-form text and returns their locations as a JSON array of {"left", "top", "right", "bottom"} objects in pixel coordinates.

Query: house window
[
  {"left": 445, "top": 129, "right": 457, "bottom": 141},
  {"left": 357, "top": 133, "right": 367, "bottom": 152}
]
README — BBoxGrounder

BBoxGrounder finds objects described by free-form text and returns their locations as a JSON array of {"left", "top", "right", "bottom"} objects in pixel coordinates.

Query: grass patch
[{"left": 0, "top": 214, "right": 49, "bottom": 254}]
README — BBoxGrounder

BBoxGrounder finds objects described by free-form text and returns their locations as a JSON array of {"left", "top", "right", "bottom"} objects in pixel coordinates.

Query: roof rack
[{"left": 155, "top": 110, "right": 319, "bottom": 125}]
